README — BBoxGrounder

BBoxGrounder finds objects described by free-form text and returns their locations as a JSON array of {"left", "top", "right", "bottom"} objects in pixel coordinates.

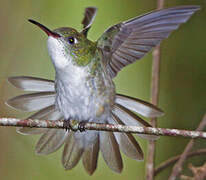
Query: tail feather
[
  {"left": 8, "top": 76, "right": 55, "bottom": 92},
  {"left": 116, "top": 94, "right": 164, "bottom": 118},
  {"left": 62, "top": 132, "right": 84, "bottom": 170},
  {"left": 35, "top": 129, "right": 67, "bottom": 155},
  {"left": 6, "top": 92, "right": 55, "bottom": 112},
  {"left": 17, "top": 105, "right": 62, "bottom": 135},
  {"left": 6, "top": 75, "right": 165, "bottom": 173},
  {"left": 110, "top": 114, "right": 143, "bottom": 160},
  {"left": 113, "top": 104, "right": 159, "bottom": 140},
  {"left": 17, "top": 127, "right": 46, "bottom": 135},
  {"left": 82, "top": 136, "right": 99, "bottom": 175},
  {"left": 100, "top": 131, "right": 123, "bottom": 173}
]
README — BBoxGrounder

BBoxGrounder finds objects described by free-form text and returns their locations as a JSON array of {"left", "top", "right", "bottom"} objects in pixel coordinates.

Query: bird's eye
[{"left": 67, "top": 37, "right": 76, "bottom": 45}]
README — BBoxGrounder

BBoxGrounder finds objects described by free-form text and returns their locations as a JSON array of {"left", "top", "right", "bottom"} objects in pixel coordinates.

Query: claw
[
  {"left": 63, "top": 119, "right": 86, "bottom": 132},
  {"left": 63, "top": 119, "right": 79, "bottom": 131},
  {"left": 63, "top": 120, "right": 70, "bottom": 132},
  {"left": 78, "top": 122, "right": 86, "bottom": 132}
]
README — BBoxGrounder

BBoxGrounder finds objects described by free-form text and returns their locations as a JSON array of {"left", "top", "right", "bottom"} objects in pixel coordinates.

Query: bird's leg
[
  {"left": 78, "top": 121, "right": 86, "bottom": 132},
  {"left": 63, "top": 119, "right": 79, "bottom": 132},
  {"left": 63, "top": 119, "right": 87, "bottom": 132},
  {"left": 63, "top": 120, "right": 70, "bottom": 132}
]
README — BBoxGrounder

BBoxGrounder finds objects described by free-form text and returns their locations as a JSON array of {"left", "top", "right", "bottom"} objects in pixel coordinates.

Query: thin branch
[
  {"left": 1, "top": 117, "right": 206, "bottom": 139},
  {"left": 154, "top": 149, "right": 206, "bottom": 177},
  {"left": 0, "top": 117, "right": 64, "bottom": 129},
  {"left": 181, "top": 163, "right": 206, "bottom": 180},
  {"left": 147, "top": 0, "right": 164, "bottom": 180},
  {"left": 168, "top": 114, "right": 206, "bottom": 180}
]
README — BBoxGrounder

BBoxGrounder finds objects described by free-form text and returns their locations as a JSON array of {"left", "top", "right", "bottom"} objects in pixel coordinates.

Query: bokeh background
[{"left": 0, "top": 0, "right": 205, "bottom": 179}]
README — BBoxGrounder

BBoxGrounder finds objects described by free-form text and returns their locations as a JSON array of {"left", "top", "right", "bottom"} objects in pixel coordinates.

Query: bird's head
[{"left": 28, "top": 20, "right": 96, "bottom": 70}]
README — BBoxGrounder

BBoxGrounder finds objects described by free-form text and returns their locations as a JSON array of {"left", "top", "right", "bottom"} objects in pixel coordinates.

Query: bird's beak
[{"left": 28, "top": 19, "right": 60, "bottom": 38}]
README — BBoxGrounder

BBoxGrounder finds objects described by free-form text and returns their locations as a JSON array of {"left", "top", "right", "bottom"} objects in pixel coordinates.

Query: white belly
[{"left": 55, "top": 65, "right": 111, "bottom": 122}]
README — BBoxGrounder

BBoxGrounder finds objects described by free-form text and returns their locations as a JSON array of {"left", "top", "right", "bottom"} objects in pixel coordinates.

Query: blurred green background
[{"left": 0, "top": 0, "right": 205, "bottom": 179}]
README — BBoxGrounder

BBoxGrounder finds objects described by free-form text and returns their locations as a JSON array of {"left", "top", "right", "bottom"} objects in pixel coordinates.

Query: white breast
[{"left": 55, "top": 63, "right": 105, "bottom": 122}]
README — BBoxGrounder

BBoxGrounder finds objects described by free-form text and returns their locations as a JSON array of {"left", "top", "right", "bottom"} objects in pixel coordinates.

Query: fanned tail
[
  {"left": 99, "top": 131, "right": 123, "bottom": 173},
  {"left": 8, "top": 76, "right": 55, "bottom": 92},
  {"left": 114, "top": 93, "right": 164, "bottom": 140},
  {"left": 36, "top": 129, "right": 67, "bottom": 155},
  {"left": 109, "top": 97, "right": 162, "bottom": 163},
  {"left": 110, "top": 114, "right": 143, "bottom": 160},
  {"left": 17, "top": 105, "right": 61, "bottom": 135},
  {"left": 6, "top": 92, "right": 55, "bottom": 112},
  {"left": 62, "top": 132, "right": 84, "bottom": 170},
  {"left": 115, "top": 94, "right": 164, "bottom": 118},
  {"left": 61, "top": 130, "right": 123, "bottom": 174},
  {"left": 62, "top": 131, "right": 100, "bottom": 174},
  {"left": 112, "top": 103, "right": 159, "bottom": 140},
  {"left": 82, "top": 135, "right": 99, "bottom": 175},
  {"left": 6, "top": 76, "right": 164, "bottom": 174}
]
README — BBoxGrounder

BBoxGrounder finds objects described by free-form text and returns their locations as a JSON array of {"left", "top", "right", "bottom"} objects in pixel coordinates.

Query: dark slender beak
[{"left": 28, "top": 19, "right": 60, "bottom": 38}]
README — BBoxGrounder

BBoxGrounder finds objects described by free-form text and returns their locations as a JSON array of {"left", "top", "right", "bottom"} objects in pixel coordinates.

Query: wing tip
[
  {"left": 84, "top": 167, "right": 96, "bottom": 176},
  {"left": 61, "top": 157, "right": 76, "bottom": 171},
  {"left": 149, "top": 108, "right": 165, "bottom": 118},
  {"left": 161, "top": 5, "right": 200, "bottom": 13},
  {"left": 111, "top": 165, "right": 123, "bottom": 173},
  {"left": 136, "top": 149, "right": 144, "bottom": 161},
  {"left": 116, "top": 168, "right": 123, "bottom": 174},
  {"left": 62, "top": 164, "right": 73, "bottom": 171},
  {"left": 16, "top": 127, "right": 25, "bottom": 135},
  {"left": 5, "top": 98, "right": 30, "bottom": 112},
  {"left": 5, "top": 99, "right": 19, "bottom": 111},
  {"left": 177, "top": 5, "right": 200, "bottom": 10},
  {"left": 116, "top": 94, "right": 165, "bottom": 118},
  {"left": 133, "top": 151, "right": 144, "bottom": 161},
  {"left": 35, "top": 144, "right": 58, "bottom": 156},
  {"left": 35, "top": 141, "right": 52, "bottom": 155},
  {"left": 16, "top": 127, "right": 29, "bottom": 135},
  {"left": 35, "top": 149, "right": 47, "bottom": 155},
  {"left": 85, "top": 6, "right": 98, "bottom": 12},
  {"left": 7, "top": 76, "right": 18, "bottom": 88}
]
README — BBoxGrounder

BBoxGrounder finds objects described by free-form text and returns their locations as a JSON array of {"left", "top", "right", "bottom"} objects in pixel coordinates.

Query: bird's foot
[
  {"left": 63, "top": 119, "right": 86, "bottom": 132},
  {"left": 63, "top": 119, "right": 79, "bottom": 132},
  {"left": 63, "top": 120, "right": 70, "bottom": 132},
  {"left": 78, "top": 121, "right": 86, "bottom": 132}
]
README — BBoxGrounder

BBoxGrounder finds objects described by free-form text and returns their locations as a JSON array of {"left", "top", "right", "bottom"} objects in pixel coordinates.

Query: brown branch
[
  {"left": 146, "top": 0, "right": 164, "bottom": 180},
  {"left": 168, "top": 114, "right": 206, "bottom": 180},
  {"left": 1, "top": 117, "right": 206, "bottom": 139},
  {"left": 154, "top": 149, "right": 206, "bottom": 177},
  {"left": 0, "top": 117, "right": 64, "bottom": 129},
  {"left": 181, "top": 163, "right": 206, "bottom": 180}
]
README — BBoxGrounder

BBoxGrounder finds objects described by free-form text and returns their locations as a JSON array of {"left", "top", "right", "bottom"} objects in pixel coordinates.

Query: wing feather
[
  {"left": 62, "top": 132, "right": 84, "bottom": 170},
  {"left": 81, "top": 7, "right": 98, "bottom": 36},
  {"left": 8, "top": 76, "right": 54, "bottom": 92},
  {"left": 110, "top": 114, "right": 143, "bottom": 160},
  {"left": 97, "top": 6, "right": 200, "bottom": 77},
  {"left": 17, "top": 105, "right": 62, "bottom": 135},
  {"left": 6, "top": 92, "right": 55, "bottom": 112},
  {"left": 112, "top": 104, "right": 158, "bottom": 140},
  {"left": 35, "top": 129, "right": 67, "bottom": 155},
  {"left": 82, "top": 136, "right": 99, "bottom": 175},
  {"left": 116, "top": 94, "right": 164, "bottom": 118},
  {"left": 100, "top": 131, "right": 123, "bottom": 173}
]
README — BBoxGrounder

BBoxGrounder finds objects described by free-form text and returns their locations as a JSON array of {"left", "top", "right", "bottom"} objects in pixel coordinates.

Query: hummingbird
[{"left": 6, "top": 6, "right": 199, "bottom": 175}]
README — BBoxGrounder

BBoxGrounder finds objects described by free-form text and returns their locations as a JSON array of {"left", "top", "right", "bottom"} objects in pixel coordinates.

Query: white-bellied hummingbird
[{"left": 6, "top": 6, "right": 199, "bottom": 175}]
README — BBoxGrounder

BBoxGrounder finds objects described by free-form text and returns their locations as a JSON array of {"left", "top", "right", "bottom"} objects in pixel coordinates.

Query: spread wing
[
  {"left": 97, "top": 5, "right": 200, "bottom": 78},
  {"left": 81, "top": 7, "right": 98, "bottom": 37}
]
